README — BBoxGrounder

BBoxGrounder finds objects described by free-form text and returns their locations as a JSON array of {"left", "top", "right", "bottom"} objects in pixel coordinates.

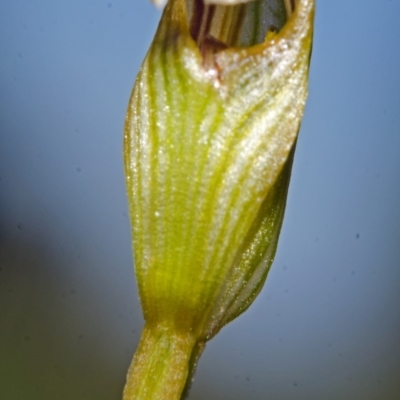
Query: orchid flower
[{"left": 123, "top": 0, "right": 314, "bottom": 399}]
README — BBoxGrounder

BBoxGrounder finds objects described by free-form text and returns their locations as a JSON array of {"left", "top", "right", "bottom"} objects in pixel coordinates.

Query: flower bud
[{"left": 123, "top": 0, "right": 314, "bottom": 398}]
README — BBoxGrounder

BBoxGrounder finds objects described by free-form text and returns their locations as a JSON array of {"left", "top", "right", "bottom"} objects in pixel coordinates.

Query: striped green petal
[
  {"left": 123, "top": 0, "right": 314, "bottom": 398},
  {"left": 125, "top": 0, "right": 313, "bottom": 339}
]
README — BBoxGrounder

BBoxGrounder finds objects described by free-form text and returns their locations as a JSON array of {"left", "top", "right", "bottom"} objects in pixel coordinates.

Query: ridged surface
[{"left": 124, "top": 0, "right": 314, "bottom": 339}]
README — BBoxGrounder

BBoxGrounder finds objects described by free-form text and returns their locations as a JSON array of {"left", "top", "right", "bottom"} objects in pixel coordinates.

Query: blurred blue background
[{"left": 1, "top": 1, "right": 399, "bottom": 399}]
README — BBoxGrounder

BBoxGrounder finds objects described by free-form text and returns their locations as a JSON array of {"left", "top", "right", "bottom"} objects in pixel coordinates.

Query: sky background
[{"left": 1, "top": 1, "right": 399, "bottom": 399}]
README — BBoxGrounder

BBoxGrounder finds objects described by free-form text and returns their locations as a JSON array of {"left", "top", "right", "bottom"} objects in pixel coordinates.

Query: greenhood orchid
[{"left": 123, "top": 0, "right": 314, "bottom": 399}]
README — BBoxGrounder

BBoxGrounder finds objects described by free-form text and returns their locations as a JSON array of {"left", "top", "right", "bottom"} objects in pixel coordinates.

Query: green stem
[{"left": 123, "top": 324, "right": 200, "bottom": 400}]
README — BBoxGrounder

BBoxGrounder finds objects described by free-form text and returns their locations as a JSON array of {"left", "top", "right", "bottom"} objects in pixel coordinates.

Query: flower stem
[{"left": 123, "top": 324, "right": 200, "bottom": 400}]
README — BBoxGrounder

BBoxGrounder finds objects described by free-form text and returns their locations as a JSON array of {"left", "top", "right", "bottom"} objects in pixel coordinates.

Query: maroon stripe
[{"left": 190, "top": 0, "right": 205, "bottom": 42}]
